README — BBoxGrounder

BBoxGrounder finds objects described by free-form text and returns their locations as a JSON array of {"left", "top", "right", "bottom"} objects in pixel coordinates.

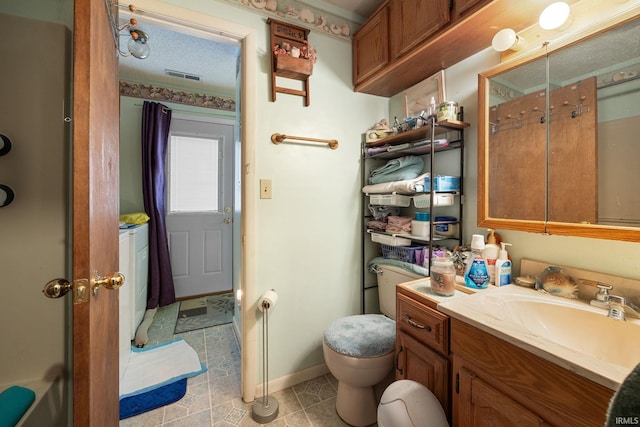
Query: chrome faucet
[
  {"left": 607, "top": 295, "right": 626, "bottom": 321},
  {"left": 589, "top": 282, "right": 613, "bottom": 309},
  {"left": 589, "top": 283, "right": 639, "bottom": 320}
]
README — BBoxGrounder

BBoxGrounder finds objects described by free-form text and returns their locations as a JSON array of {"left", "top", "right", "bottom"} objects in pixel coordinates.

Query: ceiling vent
[{"left": 165, "top": 69, "right": 201, "bottom": 82}]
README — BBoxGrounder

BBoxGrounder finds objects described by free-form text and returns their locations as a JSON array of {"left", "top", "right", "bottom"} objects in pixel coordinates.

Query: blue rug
[
  {"left": 119, "top": 378, "right": 187, "bottom": 419},
  {"left": 119, "top": 338, "right": 207, "bottom": 419}
]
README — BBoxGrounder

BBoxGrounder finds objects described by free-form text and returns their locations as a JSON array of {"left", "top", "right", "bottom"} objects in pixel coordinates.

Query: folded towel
[
  {"left": 386, "top": 215, "right": 413, "bottom": 233},
  {"left": 607, "top": 362, "right": 640, "bottom": 426},
  {"left": 369, "top": 156, "right": 424, "bottom": 184},
  {"left": 120, "top": 338, "right": 206, "bottom": 399},
  {"left": 0, "top": 385, "right": 36, "bottom": 427},
  {"left": 363, "top": 173, "right": 430, "bottom": 194}
]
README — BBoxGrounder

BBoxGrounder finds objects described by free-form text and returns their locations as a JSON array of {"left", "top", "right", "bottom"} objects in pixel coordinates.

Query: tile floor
[{"left": 119, "top": 302, "right": 352, "bottom": 427}]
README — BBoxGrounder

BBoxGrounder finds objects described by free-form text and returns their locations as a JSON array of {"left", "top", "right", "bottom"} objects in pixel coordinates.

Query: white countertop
[{"left": 438, "top": 285, "right": 640, "bottom": 390}]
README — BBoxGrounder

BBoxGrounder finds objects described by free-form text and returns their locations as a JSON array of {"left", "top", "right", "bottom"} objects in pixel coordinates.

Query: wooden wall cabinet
[
  {"left": 395, "top": 289, "right": 451, "bottom": 420},
  {"left": 452, "top": 0, "right": 491, "bottom": 18},
  {"left": 352, "top": 3, "right": 389, "bottom": 86},
  {"left": 389, "top": 0, "right": 450, "bottom": 59},
  {"left": 353, "top": 0, "right": 547, "bottom": 97},
  {"left": 450, "top": 318, "right": 614, "bottom": 427}
]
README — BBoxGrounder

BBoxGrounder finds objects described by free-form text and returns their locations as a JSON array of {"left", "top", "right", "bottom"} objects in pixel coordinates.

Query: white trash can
[{"left": 377, "top": 380, "right": 449, "bottom": 427}]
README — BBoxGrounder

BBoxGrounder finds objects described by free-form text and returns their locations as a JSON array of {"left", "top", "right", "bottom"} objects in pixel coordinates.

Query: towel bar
[{"left": 271, "top": 133, "right": 338, "bottom": 150}]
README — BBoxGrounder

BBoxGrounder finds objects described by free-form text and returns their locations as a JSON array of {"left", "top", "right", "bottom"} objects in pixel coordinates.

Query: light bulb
[
  {"left": 491, "top": 29, "right": 525, "bottom": 52},
  {"left": 127, "top": 29, "right": 150, "bottom": 59},
  {"left": 539, "top": 2, "right": 571, "bottom": 30}
]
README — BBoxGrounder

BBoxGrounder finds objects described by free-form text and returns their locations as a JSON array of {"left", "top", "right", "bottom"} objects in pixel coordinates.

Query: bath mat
[
  {"left": 119, "top": 338, "right": 206, "bottom": 399},
  {"left": 119, "top": 378, "right": 186, "bottom": 420},
  {"left": 174, "top": 292, "right": 234, "bottom": 334}
]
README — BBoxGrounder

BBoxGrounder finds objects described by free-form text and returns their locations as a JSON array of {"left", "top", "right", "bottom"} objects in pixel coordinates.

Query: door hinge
[{"left": 455, "top": 372, "right": 460, "bottom": 394}]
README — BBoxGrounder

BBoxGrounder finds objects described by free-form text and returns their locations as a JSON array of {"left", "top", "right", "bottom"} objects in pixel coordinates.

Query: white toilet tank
[{"left": 376, "top": 264, "right": 423, "bottom": 320}]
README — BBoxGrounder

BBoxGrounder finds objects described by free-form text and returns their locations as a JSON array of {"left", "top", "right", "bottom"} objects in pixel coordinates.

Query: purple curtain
[{"left": 142, "top": 101, "right": 176, "bottom": 308}]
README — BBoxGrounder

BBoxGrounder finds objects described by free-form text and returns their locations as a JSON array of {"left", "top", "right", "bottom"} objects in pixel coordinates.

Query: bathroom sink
[
  {"left": 438, "top": 285, "right": 640, "bottom": 388},
  {"left": 497, "top": 297, "right": 640, "bottom": 370}
]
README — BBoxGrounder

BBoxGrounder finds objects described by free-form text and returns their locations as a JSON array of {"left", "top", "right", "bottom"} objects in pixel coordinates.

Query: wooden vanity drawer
[{"left": 397, "top": 293, "right": 449, "bottom": 355}]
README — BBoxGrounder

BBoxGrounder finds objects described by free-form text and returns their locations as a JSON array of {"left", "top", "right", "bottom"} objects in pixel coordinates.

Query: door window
[{"left": 168, "top": 135, "right": 220, "bottom": 212}]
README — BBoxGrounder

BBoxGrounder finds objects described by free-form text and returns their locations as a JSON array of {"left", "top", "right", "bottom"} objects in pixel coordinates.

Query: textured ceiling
[
  {"left": 117, "top": 0, "right": 384, "bottom": 96},
  {"left": 118, "top": 24, "right": 241, "bottom": 96}
]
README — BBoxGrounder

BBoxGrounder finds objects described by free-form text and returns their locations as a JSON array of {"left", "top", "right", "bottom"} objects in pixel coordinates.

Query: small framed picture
[{"left": 403, "top": 70, "right": 446, "bottom": 118}]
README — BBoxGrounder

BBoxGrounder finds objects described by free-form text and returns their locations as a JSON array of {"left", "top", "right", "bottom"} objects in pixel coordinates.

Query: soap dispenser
[
  {"left": 495, "top": 243, "right": 512, "bottom": 286},
  {"left": 483, "top": 229, "right": 500, "bottom": 285},
  {"left": 464, "top": 234, "right": 490, "bottom": 289}
]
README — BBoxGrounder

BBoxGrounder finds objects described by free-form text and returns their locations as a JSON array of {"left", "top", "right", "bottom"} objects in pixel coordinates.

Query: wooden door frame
[{"left": 121, "top": 0, "right": 258, "bottom": 403}]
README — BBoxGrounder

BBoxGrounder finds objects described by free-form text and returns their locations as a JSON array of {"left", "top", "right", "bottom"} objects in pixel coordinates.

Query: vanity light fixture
[
  {"left": 491, "top": 28, "right": 526, "bottom": 52},
  {"left": 539, "top": 2, "right": 571, "bottom": 30},
  {"left": 104, "top": 1, "right": 150, "bottom": 59}
]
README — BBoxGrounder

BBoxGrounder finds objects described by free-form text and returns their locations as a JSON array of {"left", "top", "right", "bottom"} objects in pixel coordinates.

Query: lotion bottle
[
  {"left": 464, "top": 234, "right": 490, "bottom": 289},
  {"left": 483, "top": 229, "right": 500, "bottom": 285},
  {"left": 495, "top": 242, "right": 512, "bottom": 286}
]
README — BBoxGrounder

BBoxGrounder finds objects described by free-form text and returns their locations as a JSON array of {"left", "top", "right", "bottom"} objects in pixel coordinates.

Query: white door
[{"left": 166, "top": 117, "right": 234, "bottom": 298}]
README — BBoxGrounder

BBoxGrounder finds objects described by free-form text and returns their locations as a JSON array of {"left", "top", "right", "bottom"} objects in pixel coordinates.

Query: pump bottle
[
  {"left": 464, "top": 234, "right": 490, "bottom": 289},
  {"left": 495, "top": 242, "right": 512, "bottom": 286},
  {"left": 483, "top": 229, "right": 500, "bottom": 285}
]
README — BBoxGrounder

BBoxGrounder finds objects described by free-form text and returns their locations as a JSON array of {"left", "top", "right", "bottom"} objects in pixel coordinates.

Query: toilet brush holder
[{"left": 252, "top": 291, "right": 279, "bottom": 423}]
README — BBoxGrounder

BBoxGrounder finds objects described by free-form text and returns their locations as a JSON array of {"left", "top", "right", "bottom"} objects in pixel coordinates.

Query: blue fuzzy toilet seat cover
[{"left": 324, "top": 314, "right": 395, "bottom": 358}]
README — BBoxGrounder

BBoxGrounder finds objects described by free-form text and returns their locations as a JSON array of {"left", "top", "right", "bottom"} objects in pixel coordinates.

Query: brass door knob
[{"left": 92, "top": 272, "right": 125, "bottom": 295}]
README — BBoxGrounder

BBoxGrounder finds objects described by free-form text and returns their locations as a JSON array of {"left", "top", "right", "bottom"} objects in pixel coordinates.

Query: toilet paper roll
[{"left": 258, "top": 290, "right": 278, "bottom": 312}]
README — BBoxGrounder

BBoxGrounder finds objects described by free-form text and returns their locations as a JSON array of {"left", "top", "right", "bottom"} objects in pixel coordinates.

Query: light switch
[{"left": 260, "top": 179, "right": 272, "bottom": 199}]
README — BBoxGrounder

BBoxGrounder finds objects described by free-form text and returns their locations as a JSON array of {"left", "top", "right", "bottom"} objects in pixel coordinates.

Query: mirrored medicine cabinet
[{"left": 478, "top": 12, "right": 640, "bottom": 242}]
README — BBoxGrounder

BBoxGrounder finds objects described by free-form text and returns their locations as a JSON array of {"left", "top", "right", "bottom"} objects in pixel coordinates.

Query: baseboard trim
[
  {"left": 254, "top": 363, "right": 330, "bottom": 398},
  {"left": 232, "top": 317, "right": 241, "bottom": 350}
]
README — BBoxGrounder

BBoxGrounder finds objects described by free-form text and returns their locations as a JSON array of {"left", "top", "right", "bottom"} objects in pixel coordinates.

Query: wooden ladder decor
[{"left": 268, "top": 18, "right": 312, "bottom": 106}]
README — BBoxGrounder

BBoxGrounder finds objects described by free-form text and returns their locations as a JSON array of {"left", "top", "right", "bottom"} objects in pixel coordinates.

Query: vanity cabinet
[
  {"left": 395, "top": 288, "right": 451, "bottom": 419},
  {"left": 450, "top": 318, "right": 614, "bottom": 426},
  {"left": 457, "top": 368, "right": 550, "bottom": 426},
  {"left": 352, "top": 2, "right": 389, "bottom": 86}
]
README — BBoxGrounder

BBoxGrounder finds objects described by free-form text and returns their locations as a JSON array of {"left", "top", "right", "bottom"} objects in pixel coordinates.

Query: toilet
[{"left": 322, "top": 264, "right": 422, "bottom": 427}]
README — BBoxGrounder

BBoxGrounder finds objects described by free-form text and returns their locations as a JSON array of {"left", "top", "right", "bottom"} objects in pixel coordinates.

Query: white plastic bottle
[
  {"left": 495, "top": 242, "right": 512, "bottom": 287},
  {"left": 464, "top": 234, "right": 490, "bottom": 289},
  {"left": 483, "top": 229, "right": 500, "bottom": 285},
  {"left": 428, "top": 96, "right": 437, "bottom": 122}
]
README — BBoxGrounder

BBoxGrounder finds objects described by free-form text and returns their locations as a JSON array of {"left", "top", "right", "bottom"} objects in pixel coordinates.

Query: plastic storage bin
[
  {"left": 369, "top": 193, "right": 412, "bottom": 207},
  {"left": 413, "top": 193, "right": 454, "bottom": 208},
  {"left": 371, "top": 232, "right": 412, "bottom": 247},
  {"left": 381, "top": 244, "right": 424, "bottom": 264},
  {"left": 424, "top": 176, "right": 461, "bottom": 192}
]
